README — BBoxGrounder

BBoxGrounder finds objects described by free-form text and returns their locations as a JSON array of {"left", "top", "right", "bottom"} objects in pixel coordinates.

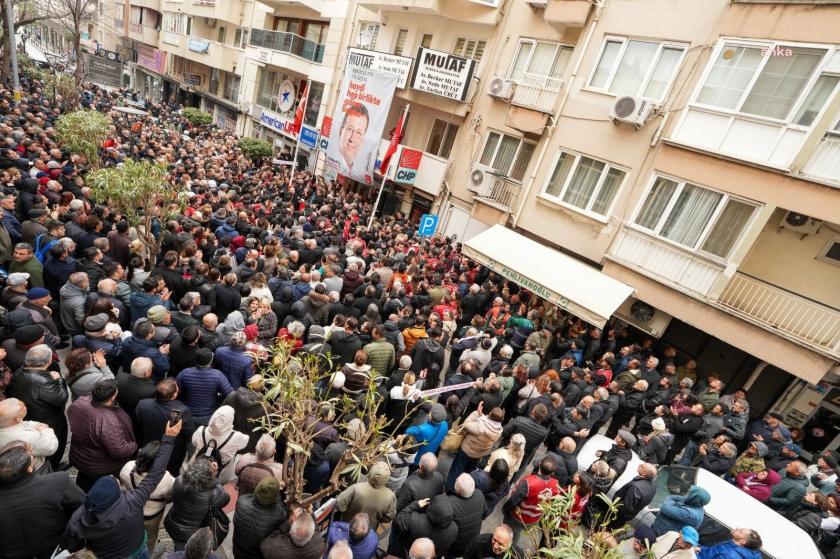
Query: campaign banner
[
  {"left": 136, "top": 44, "right": 166, "bottom": 74},
  {"left": 347, "top": 48, "right": 413, "bottom": 89},
  {"left": 419, "top": 381, "right": 473, "bottom": 398},
  {"left": 319, "top": 116, "right": 332, "bottom": 150},
  {"left": 410, "top": 47, "right": 476, "bottom": 102},
  {"left": 325, "top": 66, "right": 398, "bottom": 184},
  {"left": 395, "top": 147, "right": 422, "bottom": 185}
]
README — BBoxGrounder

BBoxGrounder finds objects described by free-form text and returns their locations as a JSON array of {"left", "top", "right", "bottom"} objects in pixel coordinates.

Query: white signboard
[
  {"left": 410, "top": 47, "right": 476, "bottom": 102},
  {"left": 347, "top": 48, "right": 413, "bottom": 89}
]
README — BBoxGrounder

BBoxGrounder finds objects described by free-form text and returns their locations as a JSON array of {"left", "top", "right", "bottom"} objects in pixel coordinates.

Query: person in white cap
[
  {"left": 0, "top": 271, "right": 29, "bottom": 308},
  {"left": 638, "top": 416, "right": 674, "bottom": 465}
]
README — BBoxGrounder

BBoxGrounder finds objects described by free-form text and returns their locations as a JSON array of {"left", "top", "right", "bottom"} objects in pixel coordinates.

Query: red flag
[
  {"left": 292, "top": 81, "right": 309, "bottom": 136},
  {"left": 380, "top": 106, "right": 409, "bottom": 176}
]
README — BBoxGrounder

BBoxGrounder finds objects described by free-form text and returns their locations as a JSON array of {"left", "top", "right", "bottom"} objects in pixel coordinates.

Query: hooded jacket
[
  {"left": 59, "top": 281, "right": 88, "bottom": 335},
  {"left": 62, "top": 436, "right": 175, "bottom": 559},
  {"left": 329, "top": 329, "right": 363, "bottom": 365},
  {"left": 652, "top": 486, "right": 711, "bottom": 535},
  {"left": 697, "top": 541, "right": 761, "bottom": 559},
  {"left": 638, "top": 431, "right": 675, "bottom": 465},
  {"left": 389, "top": 494, "right": 458, "bottom": 558},
  {"left": 187, "top": 405, "right": 249, "bottom": 484},
  {"left": 736, "top": 469, "right": 781, "bottom": 502},
  {"left": 448, "top": 490, "right": 487, "bottom": 557},
  {"left": 405, "top": 408, "right": 449, "bottom": 464},
  {"left": 335, "top": 461, "right": 396, "bottom": 530}
]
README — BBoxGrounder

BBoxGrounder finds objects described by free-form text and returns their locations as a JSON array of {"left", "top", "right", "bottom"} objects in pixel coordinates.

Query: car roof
[{"left": 577, "top": 435, "right": 820, "bottom": 559}]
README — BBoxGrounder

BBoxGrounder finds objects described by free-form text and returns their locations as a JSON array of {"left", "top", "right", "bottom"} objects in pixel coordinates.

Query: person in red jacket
[
  {"left": 502, "top": 455, "right": 561, "bottom": 545},
  {"left": 736, "top": 468, "right": 781, "bottom": 502}
]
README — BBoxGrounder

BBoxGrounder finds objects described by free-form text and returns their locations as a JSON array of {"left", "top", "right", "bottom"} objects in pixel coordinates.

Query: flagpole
[
  {"left": 292, "top": 79, "right": 311, "bottom": 172},
  {"left": 368, "top": 104, "right": 410, "bottom": 230}
]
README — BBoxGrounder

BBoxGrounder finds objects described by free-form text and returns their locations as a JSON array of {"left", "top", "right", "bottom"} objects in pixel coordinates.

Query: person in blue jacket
[
  {"left": 405, "top": 403, "right": 449, "bottom": 464},
  {"left": 652, "top": 485, "right": 711, "bottom": 536},
  {"left": 698, "top": 528, "right": 763, "bottom": 559}
]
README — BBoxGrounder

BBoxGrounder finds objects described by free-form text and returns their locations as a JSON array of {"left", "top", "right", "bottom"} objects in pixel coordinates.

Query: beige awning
[{"left": 462, "top": 225, "right": 634, "bottom": 327}]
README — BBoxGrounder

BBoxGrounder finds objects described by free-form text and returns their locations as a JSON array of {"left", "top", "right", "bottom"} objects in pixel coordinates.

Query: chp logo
[
  {"left": 319, "top": 116, "right": 332, "bottom": 150},
  {"left": 394, "top": 148, "right": 422, "bottom": 185}
]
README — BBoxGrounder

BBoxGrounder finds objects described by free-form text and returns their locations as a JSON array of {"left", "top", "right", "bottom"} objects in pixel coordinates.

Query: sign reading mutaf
[
  {"left": 347, "top": 48, "right": 413, "bottom": 89},
  {"left": 410, "top": 47, "right": 476, "bottom": 102}
]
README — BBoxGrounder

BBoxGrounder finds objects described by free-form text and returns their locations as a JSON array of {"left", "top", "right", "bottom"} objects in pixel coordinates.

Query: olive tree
[
  {"left": 55, "top": 109, "right": 109, "bottom": 169},
  {"left": 86, "top": 159, "right": 183, "bottom": 264},
  {"left": 238, "top": 137, "right": 273, "bottom": 163},
  {"left": 182, "top": 107, "right": 213, "bottom": 127}
]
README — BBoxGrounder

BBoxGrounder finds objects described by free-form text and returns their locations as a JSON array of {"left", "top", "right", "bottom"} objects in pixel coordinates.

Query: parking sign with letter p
[{"left": 417, "top": 214, "right": 439, "bottom": 237}]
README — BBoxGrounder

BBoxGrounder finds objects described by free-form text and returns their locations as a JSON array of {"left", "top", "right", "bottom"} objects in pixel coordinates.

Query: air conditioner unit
[
  {"left": 779, "top": 211, "right": 822, "bottom": 236},
  {"left": 205, "top": 18, "right": 217, "bottom": 28},
  {"left": 526, "top": 0, "right": 548, "bottom": 7},
  {"left": 469, "top": 163, "right": 496, "bottom": 192},
  {"left": 614, "top": 298, "right": 673, "bottom": 338},
  {"left": 610, "top": 95, "right": 656, "bottom": 128},
  {"left": 487, "top": 76, "right": 513, "bottom": 100}
]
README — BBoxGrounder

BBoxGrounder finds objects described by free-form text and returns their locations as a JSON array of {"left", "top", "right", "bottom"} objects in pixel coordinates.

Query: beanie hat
[
  {"left": 308, "top": 325, "right": 326, "bottom": 341},
  {"left": 14, "top": 324, "right": 44, "bottom": 345},
  {"left": 84, "top": 476, "right": 121, "bottom": 515},
  {"left": 6, "top": 272, "right": 29, "bottom": 286},
  {"left": 651, "top": 417, "right": 667, "bottom": 432},
  {"left": 430, "top": 403, "right": 447, "bottom": 423},
  {"left": 752, "top": 441, "right": 769, "bottom": 457},
  {"left": 84, "top": 313, "right": 109, "bottom": 333},
  {"left": 618, "top": 430, "right": 637, "bottom": 447},
  {"left": 147, "top": 305, "right": 168, "bottom": 324},
  {"left": 230, "top": 331, "right": 247, "bottom": 347},
  {"left": 26, "top": 287, "right": 50, "bottom": 300},
  {"left": 253, "top": 476, "right": 279, "bottom": 507},
  {"left": 244, "top": 323, "right": 258, "bottom": 341},
  {"left": 633, "top": 524, "right": 657, "bottom": 549}
]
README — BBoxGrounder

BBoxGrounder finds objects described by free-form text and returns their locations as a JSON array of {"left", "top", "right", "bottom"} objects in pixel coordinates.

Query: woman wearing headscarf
[
  {"left": 185, "top": 405, "right": 249, "bottom": 484},
  {"left": 484, "top": 433, "right": 526, "bottom": 481},
  {"left": 652, "top": 485, "right": 711, "bottom": 536},
  {"left": 216, "top": 310, "right": 245, "bottom": 346},
  {"left": 61, "top": 421, "right": 182, "bottom": 559}
]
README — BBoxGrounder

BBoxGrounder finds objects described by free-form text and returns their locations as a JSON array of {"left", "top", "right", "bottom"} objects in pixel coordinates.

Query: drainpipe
[{"left": 512, "top": 0, "right": 605, "bottom": 228}]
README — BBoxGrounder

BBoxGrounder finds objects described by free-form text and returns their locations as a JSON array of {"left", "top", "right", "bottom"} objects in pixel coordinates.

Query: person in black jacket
[
  {"left": 133, "top": 379, "right": 196, "bottom": 475},
  {"left": 233, "top": 476, "right": 287, "bottom": 559},
  {"left": 0, "top": 442, "right": 86, "bottom": 559},
  {"left": 607, "top": 462, "right": 658, "bottom": 530},
  {"left": 387, "top": 494, "right": 458, "bottom": 558},
  {"left": 395, "top": 452, "right": 445, "bottom": 510},
  {"left": 213, "top": 273, "right": 241, "bottom": 322},
  {"left": 665, "top": 404, "right": 706, "bottom": 464},
  {"left": 447, "top": 473, "right": 487, "bottom": 558},
  {"left": 463, "top": 525, "right": 524, "bottom": 559},
  {"left": 164, "top": 455, "right": 231, "bottom": 550},
  {"left": 605, "top": 379, "right": 648, "bottom": 439},
  {"left": 542, "top": 437, "right": 579, "bottom": 486},
  {"left": 596, "top": 431, "right": 636, "bottom": 478},
  {"left": 61, "top": 420, "right": 182, "bottom": 558},
  {"left": 410, "top": 328, "right": 445, "bottom": 389}
]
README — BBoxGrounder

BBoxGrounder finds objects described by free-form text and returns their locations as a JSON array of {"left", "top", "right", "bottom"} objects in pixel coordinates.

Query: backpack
[
  {"left": 196, "top": 429, "right": 236, "bottom": 470},
  {"left": 33, "top": 233, "right": 58, "bottom": 264}
]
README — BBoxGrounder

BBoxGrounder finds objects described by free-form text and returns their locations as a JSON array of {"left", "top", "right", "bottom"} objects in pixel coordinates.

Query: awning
[{"left": 462, "top": 225, "right": 635, "bottom": 327}]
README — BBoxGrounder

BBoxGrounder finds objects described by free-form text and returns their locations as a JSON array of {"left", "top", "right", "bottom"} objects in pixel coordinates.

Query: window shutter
[
  {"left": 454, "top": 38, "right": 466, "bottom": 56},
  {"left": 394, "top": 29, "right": 408, "bottom": 56}
]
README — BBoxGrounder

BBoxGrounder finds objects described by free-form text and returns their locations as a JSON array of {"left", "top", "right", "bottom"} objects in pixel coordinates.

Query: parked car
[{"left": 578, "top": 434, "right": 821, "bottom": 559}]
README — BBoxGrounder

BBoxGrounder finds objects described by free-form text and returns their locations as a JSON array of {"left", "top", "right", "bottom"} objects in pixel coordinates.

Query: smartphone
[{"left": 168, "top": 409, "right": 182, "bottom": 427}]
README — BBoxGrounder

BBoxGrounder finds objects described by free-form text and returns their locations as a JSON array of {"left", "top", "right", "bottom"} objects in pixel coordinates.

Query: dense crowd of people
[{"left": 0, "top": 72, "right": 838, "bottom": 559}]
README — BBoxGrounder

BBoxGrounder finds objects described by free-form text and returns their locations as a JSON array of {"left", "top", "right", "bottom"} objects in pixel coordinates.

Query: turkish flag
[
  {"left": 292, "top": 82, "right": 309, "bottom": 136},
  {"left": 380, "top": 107, "right": 409, "bottom": 176}
]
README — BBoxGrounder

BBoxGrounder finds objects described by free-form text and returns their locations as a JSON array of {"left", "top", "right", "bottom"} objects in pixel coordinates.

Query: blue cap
[
  {"left": 26, "top": 287, "right": 50, "bottom": 300},
  {"left": 681, "top": 526, "right": 700, "bottom": 546},
  {"left": 785, "top": 441, "right": 802, "bottom": 455}
]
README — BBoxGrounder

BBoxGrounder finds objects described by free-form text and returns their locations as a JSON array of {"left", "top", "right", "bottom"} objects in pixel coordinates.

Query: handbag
[
  {"left": 205, "top": 488, "right": 230, "bottom": 549},
  {"left": 440, "top": 420, "right": 465, "bottom": 453}
]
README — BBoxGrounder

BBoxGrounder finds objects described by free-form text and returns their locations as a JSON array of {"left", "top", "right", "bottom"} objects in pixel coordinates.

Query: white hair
[
  {"left": 454, "top": 473, "right": 475, "bottom": 498},
  {"left": 131, "top": 357, "right": 153, "bottom": 378},
  {"left": 255, "top": 434, "right": 276, "bottom": 460},
  {"left": 24, "top": 345, "right": 52, "bottom": 368},
  {"left": 499, "top": 345, "right": 513, "bottom": 359},
  {"left": 328, "top": 541, "right": 353, "bottom": 559}
]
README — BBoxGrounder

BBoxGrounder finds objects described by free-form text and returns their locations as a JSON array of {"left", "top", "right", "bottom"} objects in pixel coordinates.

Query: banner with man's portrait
[{"left": 325, "top": 66, "right": 398, "bottom": 185}]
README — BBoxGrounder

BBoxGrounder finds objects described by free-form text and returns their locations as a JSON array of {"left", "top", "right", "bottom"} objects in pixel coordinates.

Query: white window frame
[
  {"left": 539, "top": 150, "right": 627, "bottom": 221},
  {"left": 629, "top": 173, "right": 759, "bottom": 261},
  {"left": 453, "top": 37, "right": 487, "bottom": 62},
  {"left": 419, "top": 32, "right": 433, "bottom": 50},
  {"left": 393, "top": 28, "right": 408, "bottom": 56},
  {"left": 426, "top": 119, "right": 459, "bottom": 158},
  {"left": 478, "top": 130, "right": 536, "bottom": 182},
  {"left": 585, "top": 35, "right": 687, "bottom": 101},
  {"left": 688, "top": 38, "right": 836, "bottom": 128},
  {"left": 357, "top": 21, "right": 379, "bottom": 50},
  {"left": 508, "top": 38, "right": 573, "bottom": 87},
  {"left": 817, "top": 235, "right": 840, "bottom": 268}
]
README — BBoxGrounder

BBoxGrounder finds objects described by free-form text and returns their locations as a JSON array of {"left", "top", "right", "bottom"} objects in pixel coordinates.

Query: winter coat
[
  {"left": 735, "top": 469, "right": 781, "bottom": 502},
  {"left": 260, "top": 526, "right": 325, "bottom": 559},
  {"left": 544, "top": 450, "right": 578, "bottom": 487},
  {"left": 68, "top": 364, "right": 115, "bottom": 400},
  {"left": 697, "top": 541, "right": 761, "bottom": 559},
  {"left": 329, "top": 330, "right": 363, "bottom": 366},
  {"left": 62, "top": 436, "right": 175, "bottom": 559},
  {"left": 325, "top": 521, "right": 379, "bottom": 559},
  {"left": 410, "top": 337, "right": 445, "bottom": 379},
  {"left": 395, "top": 469, "right": 446, "bottom": 511},
  {"left": 222, "top": 388, "right": 268, "bottom": 454},
  {"left": 335, "top": 462, "right": 396, "bottom": 530},
  {"left": 652, "top": 487, "right": 710, "bottom": 535},
  {"left": 460, "top": 410, "right": 503, "bottom": 459},
  {"left": 67, "top": 395, "right": 137, "bottom": 475},
  {"left": 401, "top": 326, "right": 428, "bottom": 355},
  {"left": 785, "top": 503, "right": 825, "bottom": 538},
  {"left": 501, "top": 415, "right": 549, "bottom": 457},
  {"left": 176, "top": 366, "right": 234, "bottom": 418},
  {"left": 389, "top": 494, "right": 458, "bottom": 558},
  {"left": 722, "top": 411, "right": 748, "bottom": 442},
  {"left": 638, "top": 431, "right": 675, "bottom": 465},
  {"left": 214, "top": 345, "right": 255, "bottom": 389},
  {"left": 405, "top": 418, "right": 449, "bottom": 463},
  {"left": 232, "top": 494, "right": 288, "bottom": 559},
  {"left": 611, "top": 476, "right": 656, "bottom": 527},
  {"left": 7, "top": 368, "right": 68, "bottom": 436},
  {"left": 187, "top": 406, "right": 249, "bottom": 484},
  {"left": 448, "top": 491, "right": 487, "bottom": 557},
  {"left": 364, "top": 338, "right": 395, "bottom": 377},
  {"left": 700, "top": 450, "right": 736, "bottom": 477},
  {"left": 59, "top": 281, "right": 88, "bottom": 335},
  {"left": 115, "top": 372, "right": 156, "bottom": 416},
  {"left": 768, "top": 471, "right": 808, "bottom": 511},
  {"left": 134, "top": 398, "right": 196, "bottom": 475},
  {"left": 118, "top": 461, "right": 175, "bottom": 520},
  {"left": 164, "top": 482, "right": 229, "bottom": 544},
  {"left": 0, "top": 470, "right": 85, "bottom": 559},
  {"left": 731, "top": 453, "right": 766, "bottom": 477},
  {"left": 121, "top": 335, "right": 170, "bottom": 382}
]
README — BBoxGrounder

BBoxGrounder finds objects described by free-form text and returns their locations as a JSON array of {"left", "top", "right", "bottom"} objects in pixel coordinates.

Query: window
[
  {"left": 421, "top": 33, "right": 433, "bottom": 49},
  {"left": 817, "top": 236, "right": 840, "bottom": 267},
  {"left": 510, "top": 39, "right": 572, "bottom": 86},
  {"left": 256, "top": 69, "right": 288, "bottom": 112},
  {"left": 217, "top": 27, "right": 226, "bottom": 44},
  {"left": 234, "top": 28, "right": 247, "bottom": 49},
  {"left": 357, "top": 22, "right": 379, "bottom": 49},
  {"left": 695, "top": 41, "right": 833, "bottom": 122},
  {"left": 542, "top": 151, "right": 626, "bottom": 217},
  {"left": 130, "top": 6, "right": 143, "bottom": 25},
  {"left": 479, "top": 132, "right": 535, "bottom": 181},
  {"left": 209, "top": 68, "right": 220, "bottom": 96},
  {"left": 588, "top": 37, "right": 686, "bottom": 100},
  {"left": 453, "top": 38, "right": 487, "bottom": 63},
  {"left": 162, "top": 12, "right": 190, "bottom": 34},
  {"left": 394, "top": 29, "right": 408, "bottom": 56},
  {"left": 633, "top": 176, "right": 757, "bottom": 258},
  {"left": 427, "top": 119, "right": 459, "bottom": 158},
  {"left": 223, "top": 73, "right": 241, "bottom": 103}
]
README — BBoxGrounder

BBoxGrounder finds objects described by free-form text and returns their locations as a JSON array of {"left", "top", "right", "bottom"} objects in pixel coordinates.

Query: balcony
[
  {"left": 163, "top": 0, "right": 241, "bottom": 24},
  {"left": 719, "top": 273, "right": 840, "bottom": 359},
  {"left": 128, "top": 24, "right": 160, "bottom": 47},
  {"left": 129, "top": 0, "right": 161, "bottom": 9},
  {"left": 801, "top": 133, "right": 840, "bottom": 188},
  {"left": 607, "top": 227, "right": 726, "bottom": 298},
  {"left": 375, "top": 140, "right": 449, "bottom": 197},
  {"left": 474, "top": 175, "right": 521, "bottom": 212},
  {"left": 356, "top": 0, "right": 500, "bottom": 25},
  {"left": 249, "top": 29, "right": 325, "bottom": 64},
  {"left": 510, "top": 76, "right": 562, "bottom": 114},
  {"left": 159, "top": 33, "right": 241, "bottom": 73}
]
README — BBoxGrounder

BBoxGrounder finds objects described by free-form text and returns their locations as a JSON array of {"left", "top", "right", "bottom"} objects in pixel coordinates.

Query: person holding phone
[{"left": 133, "top": 379, "right": 196, "bottom": 476}]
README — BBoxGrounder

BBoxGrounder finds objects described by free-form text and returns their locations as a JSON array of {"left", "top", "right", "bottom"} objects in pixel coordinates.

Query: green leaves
[
  {"left": 182, "top": 107, "right": 213, "bottom": 126},
  {"left": 238, "top": 137, "right": 273, "bottom": 162},
  {"left": 55, "top": 109, "right": 110, "bottom": 169}
]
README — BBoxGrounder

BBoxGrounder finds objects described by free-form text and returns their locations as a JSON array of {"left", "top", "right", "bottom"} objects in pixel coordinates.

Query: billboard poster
[
  {"left": 347, "top": 48, "right": 413, "bottom": 89},
  {"left": 84, "top": 53, "right": 122, "bottom": 89},
  {"left": 325, "top": 66, "right": 398, "bottom": 184},
  {"left": 395, "top": 147, "right": 422, "bottom": 185},
  {"left": 410, "top": 47, "right": 476, "bottom": 101}
]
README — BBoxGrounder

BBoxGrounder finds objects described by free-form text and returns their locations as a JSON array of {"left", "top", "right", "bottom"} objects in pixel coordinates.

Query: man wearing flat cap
[{"left": 0, "top": 271, "right": 29, "bottom": 309}]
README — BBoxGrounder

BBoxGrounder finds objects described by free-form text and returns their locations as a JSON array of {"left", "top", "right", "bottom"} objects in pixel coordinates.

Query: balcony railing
[
  {"left": 719, "top": 273, "right": 840, "bottom": 358},
  {"left": 802, "top": 134, "right": 840, "bottom": 187},
  {"left": 474, "top": 175, "right": 521, "bottom": 211},
  {"left": 511, "top": 75, "right": 562, "bottom": 113},
  {"left": 249, "top": 29, "right": 325, "bottom": 64},
  {"left": 608, "top": 227, "right": 726, "bottom": 297}
]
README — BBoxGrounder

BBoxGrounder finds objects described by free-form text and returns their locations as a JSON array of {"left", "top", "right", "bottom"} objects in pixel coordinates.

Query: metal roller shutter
[
  {"left": 746, "top": 366, "right": 795, "bottom": 419},
  {"left": 695, "top": 337, "right": 749, "bottom": 387}
]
